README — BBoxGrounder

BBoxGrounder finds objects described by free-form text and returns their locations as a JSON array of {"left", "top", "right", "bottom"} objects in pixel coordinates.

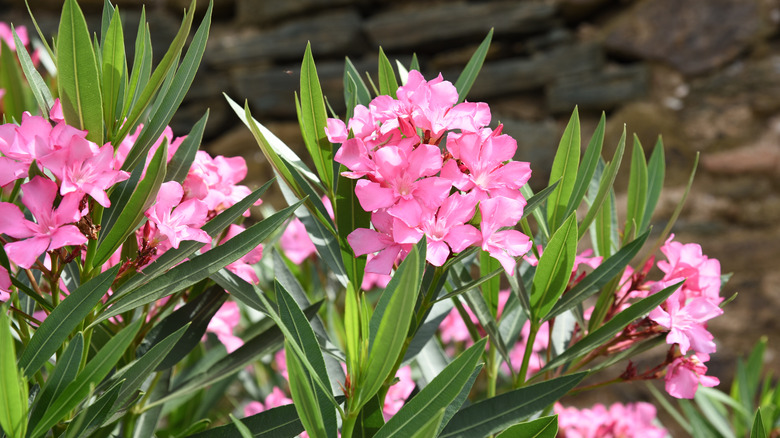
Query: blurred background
[{"left": 3, "top": 0, "right": 779, "bottom": 416}]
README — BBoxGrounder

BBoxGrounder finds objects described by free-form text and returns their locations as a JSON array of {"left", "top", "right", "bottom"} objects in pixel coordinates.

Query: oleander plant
[{"left": 0, "top": 1, "right": 777, "bottom": 437}]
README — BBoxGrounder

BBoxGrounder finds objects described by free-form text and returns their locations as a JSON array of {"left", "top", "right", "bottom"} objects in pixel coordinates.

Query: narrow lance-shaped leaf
[
  {"left": 378, "top": 47, "right": 399, "bottom": 98},
  {"left": 624, "top": 134, "right": 648, "bottom": 242},
  {"left": 454, "top": 28, "right": 493, "bottom": 102},
  {"left": 298, "top": 42, "right": 333, "bottom": 194},
  {"left": 531, "top": 213, "right": 577, "bottom": 321},
  {"left": 101, "top": 6, "right": 126, "bottom": 135},
  {"left": 640, "top": 135, "right": 666, "bottom": 232},
  {"left": 564, "top": 112, "right": 605, "bottom": 220},
  {"left": 166, "top": 110, "right": 208, "bottom": 184},
  {"left": 335, "top": 169, "right": 370, "bottom": 289},
  {"left": 188, "top": 404, "right": 304, "bottom": 438},
  {"left": 0, "top": 304, "right": 28, "bottom": 438},
  {"left": 0, "top": 39, "right": 28, "bottom": 122},
  {"left": 18, "top": 265, "right": 120, "bottom": 377},
  {"left": 12, "top": 26, "right": 54, "bottom": 116},
  {"left": 547, "top": 107, "right": 580, "bottom": 231},
  {"left": 344, "top": 57, "right": 371, "bottom": 107},
  {"left": 57, "top": 0, "right": 104, "bottom": 145},
  {"left": 121, "top": 7, "right": 151, "bottom": 123},
  {"left": 495, "top": 415, "right": 558, "bottom": 438},
  {"left": 578, "top": 126, "right": 626, "bottom": 240}
]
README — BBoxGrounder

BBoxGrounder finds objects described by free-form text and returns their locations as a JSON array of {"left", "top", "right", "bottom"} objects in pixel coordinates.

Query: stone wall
[{"left": 3, "top": 0, "right": 780, "bottom": 413}]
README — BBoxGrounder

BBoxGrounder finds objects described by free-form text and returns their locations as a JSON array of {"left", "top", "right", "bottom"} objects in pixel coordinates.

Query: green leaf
[
  {"left": 132, "top": 369, "right": 169, "bottom": 438},
  {"left": 64, "top": 379, "right": 122, "bottom": 438},
  {"left": 694, "top": 389, "right": 735, "bottom": 438},
  {"left": 547, "top": 108, "right": 580, "bottom": 231},
  {"left": 495, "top": 415, "right": 558, "bottom": 438},
  {"left": 440, "top": 373, "right": 587, "bottom": 438},
  {"left": 344, "top": 57, "right": 371, "bottom": 107},
  {"left": 375, "top": 339, "right": 487, "bottom": 438},
  {"left": 377, "top": 47, "right": 399, "bottom": 98},
  {"left": 92, "top": 139, "right": 167, "bottom": 270},
  {"left": 30, "top": 319, "right": 142, "bottom": 438},
  {"left": 454, "top": 28, "right": 493, "bottom": 102},
  {"left": 625, "top": 134, "right": 648, "bottom": 241},
  {"left": 166, "top": 110, "right": 208, "bottom": 183},
  {"left": 12, "top": 26, "right": 54, "bottom": 116},
  {"left": 101, "top": 7, "right": 126, "bottom": 135},
  {"left": 358, "top": 242, "right": 424, "bottom": 408},
  {"left": 409, "top": 408, "right": 446, "bottom": 438},
  {"left": 0, "top": 39, "right": 28, "bottom": 122},
  {"left": 57, "top": 0, "right": 104, "bottom": 144},
  {"left": 531, "top": 213, "right": 577, "bottom": 320},
  {"left": 210, "top": 269, "right": 266, "bottom": 313},
  {"left": 564, "top": 112, "right": 605, "bottom": 220},
  {"left": 277, "top": 281, "right": 337, "bottom": 437},
  {"left": 115, "top": 181, "right": 270, "bottom": 295},
  {"left": 139, "top": 289, "right": 226, "bottom": 359},
  {"left": 480, "top": 250, "right": 501, "bottom": 318},
  {"left": 435, "top": 268, "right": 502, "bottom": 303},
  {"left": 188, "top": 405, "right": 304, "bottom": 438},
  {"left": 640, "top": 136, "right": 665, "bottom": 232},
  {"left": 522, "top": 180, "right": 559, "bottom": 221},
  {"left": 335, "top": 170, "right": 371, "bottom": 290},
  {"left": 593, "top": 186, "right": 617, "bottom": 258},
  {"left": 537, "top": 281, "right": 682, "bottom": 374},
  {"left": 95, "top": 202, "right": 301, "bottom": 323},
  {"left": 113, "top": 0, "right": 195, "bottom": 152},
  {"left": 27, "top": 333, "right": 83, "bottom": 433},
  {"left": 229, "top": 414, "right": 254, "bottom": 438},
  {"left": 298, "top": 42, "right": 333, "bottom": 194},
  {"left": 461, "top": 285, "right": 511, "bottom": 368},
  {"left": 750, "top": 408, "right": 767, "bottom": 438},
  {"left": 18, "top": 266, "right": 119, "bottom": 377},
  {"left": 122, "top": 0, "right": 212, "bottom": 172},
  {"left": 545, "top": 230, "right": 650, "bottom": 321},
  {"left": 122, "top": 7, "right": 152, "bottom": 123},
  {"left": 98, "top": 160, "right": 141, "bottom": 252},
  {"left": 0, "top": 304, "right": 27, "bottom": 438},
  {"left": 352, "top": 394, "right": 385, "bottom": 438},
  {"left": 579, "top": 126, "right": 626, "bottom": 240}
]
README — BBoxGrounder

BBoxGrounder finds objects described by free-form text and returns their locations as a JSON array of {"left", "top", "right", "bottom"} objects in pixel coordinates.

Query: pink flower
[
  {"left": 0, "top": 265, "right": 11, "bottom": 302},
  {"left": 655, "top": 235, "right": 722, "bottom": 304},
  {"left": 441, "top": 127, "right": 531, "bottom": 202},
  {"left": 274, "top": 349, "right": 288, "bottom": 380},
  {"left": 42, "top": 138, "right": 129, "bottom": 207},
  {"left": 205, "top": 301, "right": 243, "bottom": 353},
  {"left": 144, "top": 181, "right": 210, "bottom": 249},
  {"left": 265, "top": 386, "right": 293, "bottom": 408},
  {"left": 555, "top": 402, "right": 667, "bottom": 438},
  {"left": 360, "top": 255, "right": 392, "bottom": 290},
  {"left": 113, "top": 124, "right": 183, "bottom": 174},
  {"left": 280, "top": 217, "right": 317, "bottom": 264},
  {"left": 648, "top": 291, "right": 722, "bottom": 355},
  {"left": 383, "top": 366, "right": 415, "bottom": 420},
  {"left": 209, "top": 224, "right": 263, "bottom": 284},
  {"left": 665, "top": 354, "right": 719, "bottom": 399},
  {"left": 479, "top": 197, "right": 532, "bottom": 275},
  {"left": 243, "top": 401, "right": 265, "bottom": 417},
  {"left": 183, "top": 151, "right": 258, "bottom": 215},
  {"left": 0, "top": 176, "right": 86, "bottom": 268},
  {"left": 0, "top": 113, "right": 85, "bottom": 167},
  {"left": 0, "top": 155, "right": 28, "bottom": 187},
  {"left": 348, "top": 210, "right": 412, "bottom": 275}
]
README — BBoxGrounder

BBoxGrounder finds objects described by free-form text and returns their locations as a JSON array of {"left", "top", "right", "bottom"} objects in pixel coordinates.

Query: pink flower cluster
[
  {"left": 327, "top": 70, "right": 532, "bottom": 275},
  {"left": 555, "top": 402, "right": 667, "bottom": 438},
  {"left": 646, "top": 236, "right": 723, "bottom": 399}
]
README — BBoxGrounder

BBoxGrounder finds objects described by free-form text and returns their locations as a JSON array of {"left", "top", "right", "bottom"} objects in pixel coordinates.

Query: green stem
[
  {"left": 82, "top": 203, "right": 104, "bottom": 279},
  {"left": 515, "top": 321, "right": 539, "bottom": 388},
  {"left": 485, "top": 343, "right": 498, "bottom": 398},
  {"left": 341, "top": 410, "right": 359, "bottom": 438}
]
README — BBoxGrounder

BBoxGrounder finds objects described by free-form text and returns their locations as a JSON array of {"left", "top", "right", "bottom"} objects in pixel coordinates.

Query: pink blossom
[
  {"left": 383, "top": 366, "right": 415, "bottom": 420},
  {"left": 183, "top": 151, "right": 259, "bottom": 215},
  {"left": 243, "top": 401, "right": 265, "bottom": 417},
  {"left": 280, "top": 217, "right": 317, "bottom": 264},
  {"left": 347, "top": 210, "right": 412, "bottom": 275},
  {"left": 274, "top": 349, "right": 288, "bottom": 380},
  {"left": 265, "top": 386, "right": 293, "bottom": 408},
  {"left": 360, "top": 255, "right": 392, "bottom": 290},
  {"left": 0, "top": 177, "right": 86, "bottom": 268},
  {"left": 555, "top": 402, "right": 667, "bottom": 438},
  {"left": 665, "top": 354, "right": 719, "bottom": 399},
  {"left": 649, "top": 291, "right": 722, "bottom": 355},
  {"left": 391, "top": 191, "right": 481, "bottom": 266},
  {"left": 0, "top": 265, "right": 11, "bottom": 302},
  {"left": 655, "top": 235, "right": 722, "bottom": 304},
  {"left": 441, "top": 127, "right": 531, "bottom": 202},
  {"left": 208, "top": 224, "right": 263, "bottom": 284},
  {"left": 205, "top": 301, "right": 243, "bottom": 353},
  {"left": 42, "top": 138, "right": 129, "bottom": 207},
  {"left": 0, "top": 113, "right": 85, "bottom": 167},
  {"left": 0, "top": 155, "right": 28, "bottom": 187},
  {"left": 113, "top": 124, "right": 183, "bottom": 174},
  {"left": 479, "top": 197, "right": 532, "bottom": 275},
  {"left": 144, "top": 181, "right": 210, "bottom": 249}
]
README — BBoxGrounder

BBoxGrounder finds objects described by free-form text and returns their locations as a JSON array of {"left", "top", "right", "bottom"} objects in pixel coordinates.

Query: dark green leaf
[
  {"left": 750, "top": 408, "right": 767, "bottom": 438},
  {"left": 495, "top": 415, "right": 558, "bottom": 438},
  {"left": 0, "top": 39, "right": 28, "bottom": 122},
  {"left": 19, "top": 266, "right": 120, "bottom": 377},
  {"left": 335, "top": 170, "right": 370, "bottom": 290},
  {"left": 187, "top": 405, "right": 304, "bottom": 438},
  {"left": 454, "top": 28, "right": 493, "bottom": 103},
  {"left": 27, "top": 333, "right": 83, "bottom": 433},
  {"left": 439, "top": 373, "right": 587, "bottom": 438},
  {"left": 210, "top": 269, "right": 266, "bottom": 313},
  {"left": 531, "top": 214, "right": 577, "bottom": 320},
  {"left": 64, "top": 379, "right": 122, "bottom": 438},
  {"left": 344, "top": 57, "right": 371, "bottom": 107},
  {"left": 166, "top": 110, "right": 208, "bottom": 183},
  {"left": 12, "top": 26, "right": 54, "bottom": 115},
  {"left": 640, "top": 136, "right": 665, "bottom": 232}
]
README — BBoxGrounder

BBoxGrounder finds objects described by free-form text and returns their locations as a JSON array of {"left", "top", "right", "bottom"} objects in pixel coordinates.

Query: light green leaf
[
  {"left": 57, "top": 0, "right": 104, "bottom": 144},
  {"left": 409, "top": 408, "right": 446, "bottom": 438},
  {"left": 454, "top": 28, "right": 493, "bottom": 102},
  {"left": 101, "top": 7, "right": 126, "bottom": 135},
  {"left": 531, "top": 213, "right": 577, "bottom": 320},
  {"left": 344, "top": 57, "right": 371, "bottom": 107},
  {"left": 229, "top": 414, "right": 254, "bottom": 438},
  {"left": 564, "top": 112, "right": 605, "bottom": 220},
  {"left": 440, "top": 372, "right": 587, "bottom": 438},
  {"left": 95, "top": 202, "right": 301, "bottom": 323},
  {"left": 375, "top": 339, "right": 487, "bottom": 438},
  {"left": 640, "top": 136, "right": 665, "bottom": 231},
  {"left": 378, "top": 47, "right": 399, "bottom": 98},
  {"left": 298, "top": 42, "right": 333, "bottom": 193},
  {"left": 537, "top": 281, "right": 682, "bottom": 374},
  {"left": 547, "top": 108, "right": 580, "bottom": 231},
  {"left": 0, "top": 304, "right": 27, "bottom": 438},
  {"left": 750, "top": 408, "right": 767, "bottom": 438},
  {"left": 358, "top": 242, "right": 424, "bottom": 408},
  {"left": 166, "top": 110, "right": 208, "bottom": 184},
  {"left": 579, "top": 126, "right": 626, "bottom": 240},
  {"left": 286, "top": 341, "right": 329, "bottom": 438},
  {"left": 121, "top": 7, "right": 151, "bottom": 123},
  {"left": 335, "top": 169, "right": 370, "bottom": 290},
  {"left": 30, "top": 319, "right": 142, "bottom": 438},
  {"left": 0, "top": 39, "right": 28, "bottom": 122},
  {"left": 545, "top": 230, "right": 650, "bottom": 321},
  {"left": 495, "top": 415, "right": 558, "bottom": 438},
  {"left": 12, "top": 26, "right": 54, "bottom": 116},
  {"left": 625, "top": 134, "right": 648, "bottom": 242},
  {"left": 92, "top": 139, "right": 167, "bottom": 270},
  {"left": 18, "top": 266, "right": 120, "bottom": 377}
]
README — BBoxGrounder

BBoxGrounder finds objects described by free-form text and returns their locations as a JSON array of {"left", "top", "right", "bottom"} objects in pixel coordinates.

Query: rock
[
  {"left": 557, "top": 0, "right": 614, "bottom": 22},
  {"left": 546, "top": 64, "right": 648, "bottom": 113},
  {"left": 206, "top": 9, "right": 363, "bottom": 67},
  {"left": 463, "top": 43, "right": 604, "bottom": 100},
  {"left": 365, "top": 2, "right": 557, "bottom": 51},
  {"left": 235, "top": 0, "right": 359, "bottom": 26},
  {"left": 604, "top": 0, "right": 770, "bottom": 76},
  {"left": 689, "top": 55, "right": 780, "bottom": 115}
]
